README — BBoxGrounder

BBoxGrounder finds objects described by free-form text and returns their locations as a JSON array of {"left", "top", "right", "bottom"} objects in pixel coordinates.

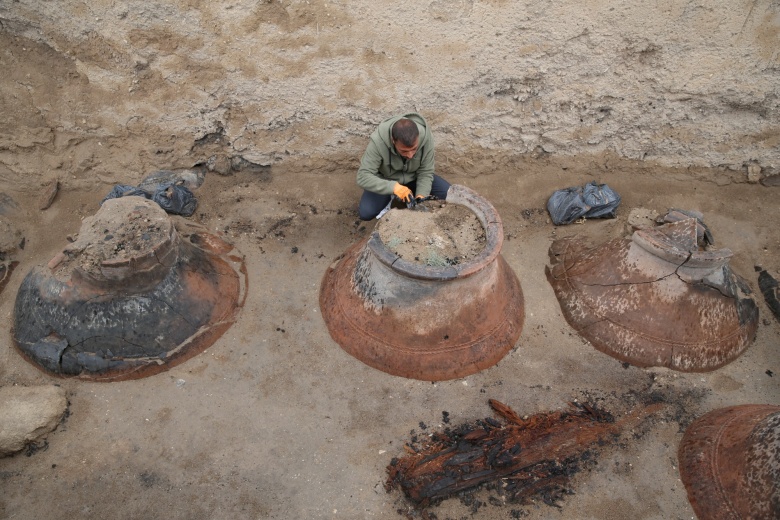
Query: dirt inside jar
[
  {"left": 51, "top": 197, "right": 172, "bottom": 281},
  {"left": 376, "top": 202, "right": 486, "bottom": 266}
]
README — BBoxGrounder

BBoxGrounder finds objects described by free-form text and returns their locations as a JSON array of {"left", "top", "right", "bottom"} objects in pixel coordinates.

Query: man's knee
[
  {"left": 432, "top": 175, "right": 451, "bottom": 200},
  {"left": 358, "top": 208, "right": 376, "bottom": 220},
  {"left": 358, "top": 193, "right": 389, "bottom": 220}
]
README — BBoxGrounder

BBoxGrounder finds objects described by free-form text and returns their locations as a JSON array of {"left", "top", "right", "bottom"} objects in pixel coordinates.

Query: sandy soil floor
[{"left": 0, "top": 152, "right": 778, "bottom": 519}]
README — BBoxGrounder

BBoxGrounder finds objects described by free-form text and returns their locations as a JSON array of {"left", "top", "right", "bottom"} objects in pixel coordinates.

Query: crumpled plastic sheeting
[{"left": 102, "top": 182, "right": 197, "bottom": 216}]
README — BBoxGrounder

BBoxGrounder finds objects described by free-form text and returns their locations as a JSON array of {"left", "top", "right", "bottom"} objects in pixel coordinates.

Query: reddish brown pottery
[
  {"left": 13, "top": 197, "right": 247, "bottom": 381},
  {"left": 320, "top": 185, "right": 525, "bottom": 381},
  {"left": 679, "top": 404, "right": 780, "bottom": 520},
  {"left": 546, "top": 218, "right": 758, "bottom": 371}
]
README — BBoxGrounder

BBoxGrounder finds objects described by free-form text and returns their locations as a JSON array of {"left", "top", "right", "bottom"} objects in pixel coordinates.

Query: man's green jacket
[{"left": 356, "top": 112, "right": 435, "bottom": 197}]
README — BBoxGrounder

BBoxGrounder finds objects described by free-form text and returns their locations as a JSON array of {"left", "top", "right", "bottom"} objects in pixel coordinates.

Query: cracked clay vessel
[
  {"left": 320, "top": 185, "right": 525, "bottom": 381},
  {"left": 13, "top": 197, "right": 246, "bottom": 381},
  {"left": 546, "top": 218, "right": 758, "bottom": 371},
  {"left": 679, "top": 404, "right": 780, "bottom": 520}
]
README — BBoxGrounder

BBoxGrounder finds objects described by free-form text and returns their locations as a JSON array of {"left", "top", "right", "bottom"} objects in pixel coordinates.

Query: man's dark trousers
[{"left": 358, "top": 175, "right": 451, "bottom": 220}]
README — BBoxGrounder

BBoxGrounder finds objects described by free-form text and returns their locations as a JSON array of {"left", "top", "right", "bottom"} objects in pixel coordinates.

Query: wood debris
[{"left": 386, "top": 399, "right": 660, "bottom": 509}]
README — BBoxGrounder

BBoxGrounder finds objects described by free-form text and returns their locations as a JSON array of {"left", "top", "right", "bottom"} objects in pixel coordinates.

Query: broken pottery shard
[
  {"left": 38, "top": 179, "right": 59, "bottom": 210},
  {"left": 320, "top": 185, "right": 524, "bottom": 381},
  {"left": 13, "top": 196, "right": 246, "bottom": 381},
  {"left": 546, "top": 218, "right": 758, "bottom": 371},
  {"left": 758, "top": 269, "right": 780, "bottom": 321},
  {"left": 661, "top": 208, "right": 714, "bottom": 245},
  {"left": 678, "top": 404, "right": 780, "bottom": 520}
]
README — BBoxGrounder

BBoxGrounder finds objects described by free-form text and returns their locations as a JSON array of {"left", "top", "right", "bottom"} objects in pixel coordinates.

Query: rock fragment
[
  {"left": 38, "top": 179, "right": 59, "bottom": 210},
  {"left": 0, "top": 385, "right": 67, "bottom": 457}
]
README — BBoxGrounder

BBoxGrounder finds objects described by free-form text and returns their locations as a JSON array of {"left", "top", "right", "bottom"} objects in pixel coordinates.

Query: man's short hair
[{"left": 391, "top": 119, "right": 419, "bottom": 147}]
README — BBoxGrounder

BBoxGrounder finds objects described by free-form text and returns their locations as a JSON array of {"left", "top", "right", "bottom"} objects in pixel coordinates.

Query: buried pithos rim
[
  {"left": 545, "top": 218, "right": 758, "bottom": 371},
  {"left": 319, "top": 185, "right": 525, "bottom": 381},
  {"left": 678, "top": 404, "right": 780, "bottom": 520},
  {"left": 370, "top": 185, "right": 503, "bottom": 280},
  {"left": 12, "top": 197, "right": 247, "bottom": 381}
]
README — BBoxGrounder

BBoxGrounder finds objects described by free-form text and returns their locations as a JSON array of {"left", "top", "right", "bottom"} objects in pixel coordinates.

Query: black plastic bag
[
  {"left": 150, "top": 183, "right": 197, "bottom": 216},
  {"left": 101, "top": 185, "right": 150, "bottom": 204},
  {"left": 547, "top": 181, "right": 621, "bottom": 225},
  {"left": 546, "top": 187, "right": 591, "bottom": 225},
  {"left": 101, "top": 182, "right": 197, "bottom": 217},
  {"left": 581, "top": 182, "right": 621, "bottom": 219}
]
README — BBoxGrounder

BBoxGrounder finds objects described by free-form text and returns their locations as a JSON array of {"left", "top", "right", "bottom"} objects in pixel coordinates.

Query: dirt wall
[{"left": 1, "top": 0, "right": 779, "bottom": 187}]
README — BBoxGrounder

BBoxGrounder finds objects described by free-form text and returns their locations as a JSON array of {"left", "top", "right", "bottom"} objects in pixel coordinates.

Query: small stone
[
  {"left": 746, "top": 163, "right": 762, "bottom": 184},
  {"left": 39, "top": 180, "right": 60, "bottom": 210},
  {"left": 0, "top": 385, "right": 67, "bottom": 457},
  {"left": 627, "top": 207, "right": 659, "bottom": 231},
  {"left": 208, "top": 155, "right": 233, "bottom": 176},
  {"left": 0, "top": 218, "right": 22, "bottom": 255},
  {"left": 760, "top": 174, "right": 780, "bottom": 187}
]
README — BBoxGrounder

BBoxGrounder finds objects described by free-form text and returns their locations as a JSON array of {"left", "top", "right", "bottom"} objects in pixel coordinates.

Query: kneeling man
[{"left": 356, "top": 112, "right": 451, "bottom": 220}]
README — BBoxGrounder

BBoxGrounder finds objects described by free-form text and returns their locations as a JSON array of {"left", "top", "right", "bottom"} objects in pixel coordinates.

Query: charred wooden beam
[{"left": 386, "top": 399, "right": 660, "bottom": 508}]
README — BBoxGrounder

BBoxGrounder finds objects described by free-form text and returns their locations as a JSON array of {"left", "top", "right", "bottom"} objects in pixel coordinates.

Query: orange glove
[{"left": 393, "top": 183, "right": 413, "bottom": 203}]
